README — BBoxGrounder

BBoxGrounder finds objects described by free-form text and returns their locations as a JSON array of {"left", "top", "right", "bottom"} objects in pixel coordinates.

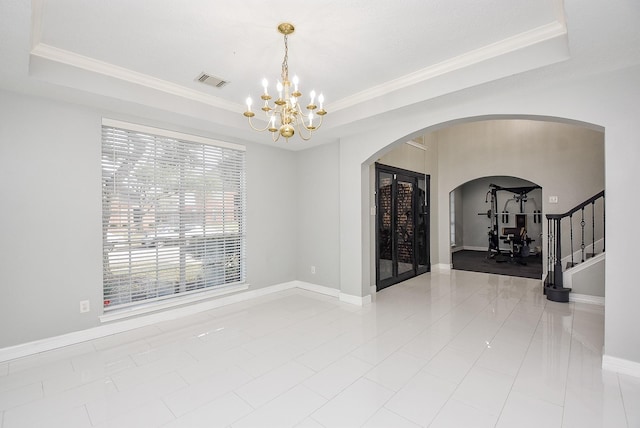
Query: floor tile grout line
[
  {"left": 372, "top": 287, "right": 505, "bottom": 427},
  {"left": 82, "top": 403, "right": 96, "bottom": 427},
  {"left": 225, "top": 391, "right": 257, "bottom": 427},
  {"left": 363, "top": 392, "right": 425, "bottom": 428},
  {"left": 616, "top": 373, "right": 631, "bottom": 428},
  {"left": 559, "top": 301, "right": 578, "bottom": 428},
  {"left": 424, "top": 293, "right": 518, "bottom": 427},
  {"left": 491, "top": 296, "right": 549, "bottom": 426}
]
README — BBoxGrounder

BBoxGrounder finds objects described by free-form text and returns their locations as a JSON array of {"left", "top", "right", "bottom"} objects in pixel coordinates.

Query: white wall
[
  {"left": 0, "top": 90, "right": 299, "bottom": 348},
  {"left": 337, "top": 63, "right": 640, "bottom": 368}
]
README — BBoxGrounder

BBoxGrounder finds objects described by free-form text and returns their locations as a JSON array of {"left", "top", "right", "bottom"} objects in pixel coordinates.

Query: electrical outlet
[
  {"left": 79, "top": 300, "right": 90, "bottom": 313},
  {"left": 311, "top": 266, "right": 316, "bottom": 274},
  {"left": 549, "top": 196, "right": 558, "bottom": 203}
]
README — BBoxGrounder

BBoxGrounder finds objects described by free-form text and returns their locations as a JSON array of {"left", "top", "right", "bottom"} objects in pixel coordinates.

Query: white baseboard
[
  {"left": 295, "top": 281, "right": 340, "bottom": 297},
  {"left": 602, "top": 355, "right": 640, "bottom": 378},
  {"left": 569, "top": 293, "right": 605, "bottom": 306},
  {"left": 100, "top": 283, "right": 250, "bottom": 323},
  {"left": 0, "top": 280, "right": 343, "bottom": 363},
  {"left": 339, "top": 292, "right": 372, "bottom": 306},
  {"left": 433, "top": 263, "right": 452, "bottom": 271}
]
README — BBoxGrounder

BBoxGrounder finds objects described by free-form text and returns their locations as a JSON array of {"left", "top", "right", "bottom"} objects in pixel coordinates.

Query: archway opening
[
  {"left": 365, "top": 116, "right": 604, "bottom": 297},
  {"left": 450, "top": 176, "right": 543, "bottom": 279}
]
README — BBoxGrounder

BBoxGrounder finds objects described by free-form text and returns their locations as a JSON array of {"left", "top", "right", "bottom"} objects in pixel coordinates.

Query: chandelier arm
[
  {"left": 246, "top": 116, "right": 273, "bottom": 133},
  {"left": 291, "top": 118, "right": 314, "bottom": 141},
  {"left": 305, "top": 115, "right": 324, "bottom": 131},
  {"left": 292, "top": 102, "right": 324, "bottom": 132}
]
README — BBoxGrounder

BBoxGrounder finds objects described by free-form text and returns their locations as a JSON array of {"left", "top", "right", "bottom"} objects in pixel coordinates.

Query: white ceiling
[{"left": 1, "top": 1, "right": 638, "bottom": 149}]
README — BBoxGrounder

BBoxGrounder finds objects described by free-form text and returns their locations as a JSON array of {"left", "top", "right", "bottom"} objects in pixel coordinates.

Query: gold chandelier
[{"left": 243, "top": 23, "right": 326, "bottom": 142}]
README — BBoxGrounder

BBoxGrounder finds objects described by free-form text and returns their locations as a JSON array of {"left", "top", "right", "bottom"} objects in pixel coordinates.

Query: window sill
[{"left": 99, "top": 283, "right": 249, "bottom": 323}]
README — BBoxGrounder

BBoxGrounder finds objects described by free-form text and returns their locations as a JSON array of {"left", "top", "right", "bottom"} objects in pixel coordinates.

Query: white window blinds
[{"left": 101, "top": 120, "right": 246, "bottom": 311}]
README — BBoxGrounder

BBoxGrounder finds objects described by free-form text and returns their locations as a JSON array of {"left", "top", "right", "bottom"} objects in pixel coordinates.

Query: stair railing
[{"left": 545, "top": 190, "right": 605, "bottom": 301}]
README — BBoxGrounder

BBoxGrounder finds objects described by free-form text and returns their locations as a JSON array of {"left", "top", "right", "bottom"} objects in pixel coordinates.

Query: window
[{"left": 101, "top": 120, "right": 246, "bottom": 311}]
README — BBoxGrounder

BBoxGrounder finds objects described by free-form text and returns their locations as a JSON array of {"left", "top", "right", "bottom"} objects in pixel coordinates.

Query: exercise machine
[{"left": 478, "top": 183, "right": 541, "bottom": 264}]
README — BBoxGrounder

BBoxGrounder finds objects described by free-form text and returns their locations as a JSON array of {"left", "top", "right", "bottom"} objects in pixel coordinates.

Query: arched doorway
[
  {"left": 365, "top": 117, "right": 604, "bottom": 296},
  {"left": 449, "top": 176, "right": 543, "bottom": 279}
]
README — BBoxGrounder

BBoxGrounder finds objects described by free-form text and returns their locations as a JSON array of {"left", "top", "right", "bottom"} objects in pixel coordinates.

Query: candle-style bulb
[
  {"left": 262, "top": 78, "right": 268, "bottom": 94},
  {"left": 318, "top": 93, "right": 324, "bottom": 109},
  {"left": 246, "top": 97, "right": 252, "bottom": 110},
  {"left": 309, "top": 90, "right": 316, "bottom": 105},
  {"left": 293, "top": 75, "right": 299, "bottom": 91}
]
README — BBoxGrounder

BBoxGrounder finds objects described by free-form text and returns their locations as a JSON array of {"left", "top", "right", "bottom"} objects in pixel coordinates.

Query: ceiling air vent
[{"left": 195, "top": 72, "right": 229, "bottom": 88}]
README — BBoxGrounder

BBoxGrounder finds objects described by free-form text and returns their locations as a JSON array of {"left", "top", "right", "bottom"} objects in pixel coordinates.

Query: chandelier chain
[{"left": 281, "top": 34, "right": 289, "bottom": 83}]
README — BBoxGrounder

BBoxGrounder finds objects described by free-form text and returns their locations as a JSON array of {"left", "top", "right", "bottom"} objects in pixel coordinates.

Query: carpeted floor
[{"left": 451, "top": 249, "right": 543, "bottom": 279}]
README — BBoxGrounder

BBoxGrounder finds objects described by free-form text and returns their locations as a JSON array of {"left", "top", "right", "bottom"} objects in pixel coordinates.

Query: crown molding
[
  {"left": 28, "top": 17, "right": 566, "bottom": 125},
  {"left": 329, "top": 21, "right": 568, "bottom": 113},
  {"left": 30, "top": 43, "right": 243, "bottom": 113}
]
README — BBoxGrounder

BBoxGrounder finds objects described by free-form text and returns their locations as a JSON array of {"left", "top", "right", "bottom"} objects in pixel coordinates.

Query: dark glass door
[
  {"left": 416, "top": 176, "right": 430, "bottom": 275},
  {"left": 378, "top": 171, "right": 394, "bottom": 284},
  {"left": 376, "top": 164, "right": 430, "bottom": 291},
  {"left": 395, "top": 174, "right": 416, "bottom": 282}
]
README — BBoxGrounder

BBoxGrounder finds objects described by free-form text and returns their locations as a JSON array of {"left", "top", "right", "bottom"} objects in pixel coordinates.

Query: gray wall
[
  {"left": 246, "top": 144, "right": 298, "bottom": 288},
  {"left": 0, "top": 90, "right": 298, "bottom": 348},
  {"left": 0, "top": 91, "right": 103, "bottom": 347},
  {"left": 377, "top": 140, "right": 427, "bottom": 174},
  {"left": 295, "top": 142, "right": 340, "bottom": 288},
  {"left": 571, "top": 258, "right": 605, "bottom": 298},
  {"left": 435, "top": 120, "right": 604, "bottom": 265}
]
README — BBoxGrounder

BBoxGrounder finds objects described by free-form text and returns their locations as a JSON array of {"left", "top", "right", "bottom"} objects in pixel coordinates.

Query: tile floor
[{"left": 1, "top": 270, "right": 639, "bottom": 427}]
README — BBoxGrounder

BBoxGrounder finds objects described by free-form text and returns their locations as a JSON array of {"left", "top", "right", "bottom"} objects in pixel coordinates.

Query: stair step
[{"left": 566, "top": 252, "right": 606, "bottom": 271}]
